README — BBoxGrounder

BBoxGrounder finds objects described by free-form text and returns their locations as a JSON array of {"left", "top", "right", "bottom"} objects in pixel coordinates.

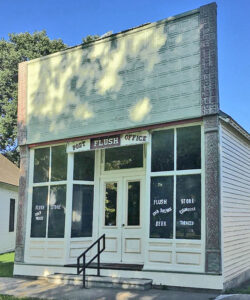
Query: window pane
[
  {"left": 127, "top": 182, "right": 140, "bottom": 226},
  {"left": 151, "top": 129, "right": 174, "bottom": 172},
  {"left": 9, "top": 199, "right": 15, "bottom": 232},
  {"left": 71, "top": 185, "right": 94, "bottom": 238},
  {"left": 105, "top": 182, "right": 117, "bottom": 226},
  {"left": 177, "top": 126, "right": 201, "bottom": 170},
  {"left": 33, "top": 148, "right": 49, "bottom": 183},
  {"left": 105, "top": 145, "right": 143, "bottom": 171},
  {"left": 51, "top": 145, "right": 67, "bottom": 181},
  {"left": 74, "top": 151, "right": 95, "bottom": 181},
  {"left": 176, "top": 175, "right": 201, "bottom": 240},
  {"left": 150, "top": 176, "right": 173, "bottom": 239},
  {"left": 31, "top": 186, "right": 48, "bottom": 238},
  {"left": 48, "top": 185, "right": 66, "bottom": 238}
]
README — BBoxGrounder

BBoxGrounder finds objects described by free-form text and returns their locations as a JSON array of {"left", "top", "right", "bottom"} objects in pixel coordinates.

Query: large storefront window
[
  {"left": 150, "top": 125, "right": 202, "bottom": 240},
  {"left": 71, "top": 151, "right": 95, "bottom": 237},
  {"left": 31, "top": 145, "right": 67, "bottom": 238}
]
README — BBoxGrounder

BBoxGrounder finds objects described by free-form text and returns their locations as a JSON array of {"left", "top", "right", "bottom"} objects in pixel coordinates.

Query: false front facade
[{"left": 14, "top": 3, "right": 250, "bottom": 290}]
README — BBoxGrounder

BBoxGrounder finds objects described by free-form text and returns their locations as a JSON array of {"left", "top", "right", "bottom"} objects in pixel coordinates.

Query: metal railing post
[
  {"left": 97, "top": 240, "right": 100, "bottom": 276},
  {"left": 76, "top": 234, "right": 105, "bottom": 288},
  {"left": 83, "top": 255, "right": 86, "bottom": 288}
]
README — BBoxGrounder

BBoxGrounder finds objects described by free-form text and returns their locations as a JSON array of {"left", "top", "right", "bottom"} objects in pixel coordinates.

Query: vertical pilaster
[
  {"left": 200, "top": 2, "right": 219, "bottom": 115},
  {"left": 200, "top": 3, "right": 221, "bottom": 273},
  {"left": 15, "top": 61, "right": 28, "bottom": 263},
  {"left": 204, "top": 115, "right": 221, "bottom": 273},
  {"left": 18, "top": 62, "right": 28, "bottom": 146},
  {"left": 15, "top": 146, "right": 29, "bottom": 262}
]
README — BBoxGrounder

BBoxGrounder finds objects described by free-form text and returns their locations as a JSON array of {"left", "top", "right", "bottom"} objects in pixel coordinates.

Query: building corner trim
[
  {"left": 18, "top": 62, "right": 28, "bottom": 146},
  {"left": 204, "top": 115, "right": 221, "bottom": 274},
  {"left": 200, "top": 2, "right": 219, "bottom": 115},
  {"left": 15, "top": 145, "right": 29, "bottom": 263}
]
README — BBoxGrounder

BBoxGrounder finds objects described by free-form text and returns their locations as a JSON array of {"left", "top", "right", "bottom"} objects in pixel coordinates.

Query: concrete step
[{"left": 47, "top": 273, "right": 152, "bottom": 290}]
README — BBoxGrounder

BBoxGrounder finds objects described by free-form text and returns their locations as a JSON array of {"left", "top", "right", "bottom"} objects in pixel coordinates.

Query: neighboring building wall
[
  {"left": 0, "top": 184, "right": 18, "bottom": 253},
  {"left": 220, "top": 123, "right": 250, "bottom": 287}
]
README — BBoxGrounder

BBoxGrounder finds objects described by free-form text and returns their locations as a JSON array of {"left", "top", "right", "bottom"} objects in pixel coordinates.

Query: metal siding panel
[{"left": 26, "top": 13, "right": 201, "bottom": 144}]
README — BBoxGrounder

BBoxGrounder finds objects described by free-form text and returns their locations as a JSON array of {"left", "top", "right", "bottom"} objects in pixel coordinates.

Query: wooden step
[
  {"left": 64, "top": 263, "right": 143, "bottom": 271},
  {"left": 47, "top": 273, "right": 152, "bottom": 290}
]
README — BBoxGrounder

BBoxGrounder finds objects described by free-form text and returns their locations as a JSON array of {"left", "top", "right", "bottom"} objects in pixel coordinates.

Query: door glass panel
[
  {"left": 105, "top": 182, "right": 117, "bottom": 226},
  {"left": 105, "top": 145, "right": 143, "bottom": 171},
  {"left": 71, "top": 185, "right": 94, "bottom": 238},
  {"left": 127, "top": 181, "right": 140, "bottom": 226}
]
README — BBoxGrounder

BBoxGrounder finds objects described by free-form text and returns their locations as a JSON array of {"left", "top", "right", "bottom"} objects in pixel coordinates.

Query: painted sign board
[{"left": 67, "top": 131, "right": 149, "bottom": 153}]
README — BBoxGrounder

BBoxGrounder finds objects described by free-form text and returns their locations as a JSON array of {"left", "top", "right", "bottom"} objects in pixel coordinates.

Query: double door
[{"left": 99, "top": 175, "right": 145, "bottom": 263}]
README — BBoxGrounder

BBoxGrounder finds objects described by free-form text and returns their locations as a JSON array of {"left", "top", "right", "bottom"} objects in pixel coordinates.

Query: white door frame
[{"left": 98, "top": 173, "right": 145, "bottom": 263}]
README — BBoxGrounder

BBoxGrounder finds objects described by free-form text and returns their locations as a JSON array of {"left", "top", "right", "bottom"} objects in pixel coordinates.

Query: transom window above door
[{"left": 104, "top": 144, "right": 143, "bottom": 171}]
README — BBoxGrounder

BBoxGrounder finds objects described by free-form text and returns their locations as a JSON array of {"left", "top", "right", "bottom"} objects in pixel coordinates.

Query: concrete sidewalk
[{"left": 0, "top": 277, "right": 247, "bottom": 300}]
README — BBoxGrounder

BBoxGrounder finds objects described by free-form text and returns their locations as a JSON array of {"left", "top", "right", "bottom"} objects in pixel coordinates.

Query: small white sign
[
  {"left": 121, "top": 131, "right": 149, "bottom": 146},
  {"left": 67, "top": 139, "right": 90, "bottom": 153}
]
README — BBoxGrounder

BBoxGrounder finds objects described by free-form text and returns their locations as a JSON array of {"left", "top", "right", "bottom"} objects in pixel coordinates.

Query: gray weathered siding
[
  {"left": 221, "top": 123, "right": 250, "bottom": 283},
  {"left": 26, "top": 12, "right": 201, "bottom": 144}
]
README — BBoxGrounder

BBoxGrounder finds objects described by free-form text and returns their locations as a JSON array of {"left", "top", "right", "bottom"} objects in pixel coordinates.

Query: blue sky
[{"left": 0, "top": 0, "right": 249, "bottom": 132}]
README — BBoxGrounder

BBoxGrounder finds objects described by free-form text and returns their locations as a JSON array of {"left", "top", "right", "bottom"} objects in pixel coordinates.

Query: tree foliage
[
  {"left": 0, "top": 31, "right": 67, "bottom": 166},
  {"left": 82, "top": 35, "right": 99, "bottom": 44}
]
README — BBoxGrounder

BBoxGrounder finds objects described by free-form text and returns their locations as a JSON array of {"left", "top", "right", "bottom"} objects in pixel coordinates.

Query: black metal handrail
[{"left": 77, "top": 234, "right": 105, "bottom": 288}]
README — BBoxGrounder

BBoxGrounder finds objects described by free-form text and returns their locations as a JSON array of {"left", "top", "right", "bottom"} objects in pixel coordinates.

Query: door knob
[{"left": 122, "top": 224, "right": 125, "bottom": 227}]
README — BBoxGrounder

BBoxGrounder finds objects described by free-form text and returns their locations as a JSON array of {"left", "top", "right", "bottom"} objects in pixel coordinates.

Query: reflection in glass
[
  {"left": 177, "top": 126, "right": 201, "bottom": 170},
  {"left": 150, "top": 176, "right": 173, "bottom": 239},
  {"left": 51, "top": 145, "right": 67, "bottom": 181},
  {"left": 151, "top": 129, "right": 174, "bottom": 172},
  {"left": 176, "top": 175, "right": 201, "bottom": 239},
  {"left": 105, "top": 183, "right": 117, "bottom": 226},
  {"left": 105, "top": 145, "right": 143, "bottom": 171},
  {"left": 74, "top": 151, "right": 95, "bottom": 181},
  {"left": 48, "top": 185, "right": 66, "bottom": 238},
  {"left": 127, "top": 182, "right": 140, "bottom": 226},
  {"left": 33, "top": 148, "right": 50, "bottom": 183},
  {"left": 31, "top": 186, "right": 48, "bottom": 238},
  {"left": 71, "top": 185, "right": 94, "bottom": 238}
]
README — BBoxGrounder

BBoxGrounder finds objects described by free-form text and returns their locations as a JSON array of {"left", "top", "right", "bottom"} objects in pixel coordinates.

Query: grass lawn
[
  {"left": 0, "top": 252, "right": 14, "bottom": 277},
  {"left": 225, "top": 283, "right": 250, "bottom": 294}
]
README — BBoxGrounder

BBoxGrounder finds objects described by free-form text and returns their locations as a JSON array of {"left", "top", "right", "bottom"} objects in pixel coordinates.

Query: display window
[
  {"left": 71, "top": 150, "right": 95, "bottom": 238},
  {"left": 150, "top": 125, "right": 202, "bottom": 240},
  {"left": 31, "top": 145, "right": 67, "bottom": 238}
]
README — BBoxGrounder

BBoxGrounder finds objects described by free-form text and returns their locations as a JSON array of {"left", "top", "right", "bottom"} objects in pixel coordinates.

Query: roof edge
[
  {"left": 219, "top": 110, "right": 250, "bottom": 141},
  {"left": 22, "top": 6, "right": 201, "bottom": 66},
  {"left": 0, "top": 181, "right": 19, "bottom": 190}
]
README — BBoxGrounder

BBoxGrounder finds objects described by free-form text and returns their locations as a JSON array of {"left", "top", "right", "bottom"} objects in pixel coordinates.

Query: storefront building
[{"left": 14, "top": 3, "right": 250, "bottom": 290}]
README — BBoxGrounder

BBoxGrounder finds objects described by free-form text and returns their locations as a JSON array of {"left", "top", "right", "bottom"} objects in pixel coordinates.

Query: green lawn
[
  {"left": 0, "top": 252, "right": 14, "bottom": 278},
  {"left": 225, "top": 284, "right": 250, "bottom": 295}
]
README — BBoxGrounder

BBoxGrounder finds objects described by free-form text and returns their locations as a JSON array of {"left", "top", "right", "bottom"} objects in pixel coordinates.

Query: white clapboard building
[
  {"left": 0, "top": 154, "right": 19, "bottom": 254},
  {"left": 14, "top": 3, "right": 250, "bottom": 291}
]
